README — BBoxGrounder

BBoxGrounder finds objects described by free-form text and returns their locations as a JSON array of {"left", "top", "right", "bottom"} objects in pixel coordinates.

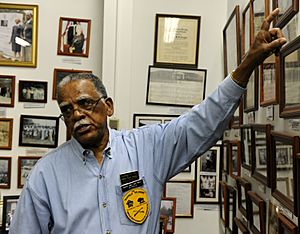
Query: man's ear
[{"left": 104, "top": 97, "right": 114, "bottom": 117}]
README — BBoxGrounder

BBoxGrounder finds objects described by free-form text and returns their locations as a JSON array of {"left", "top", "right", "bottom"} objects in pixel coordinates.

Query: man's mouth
[{"left": 75, "top": 124, "right": 91, "bottom": 133}]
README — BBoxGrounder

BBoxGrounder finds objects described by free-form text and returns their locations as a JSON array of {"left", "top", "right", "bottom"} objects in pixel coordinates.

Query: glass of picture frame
[
  {"left": 18, "top": 80, "right": 47, "bottom": 103},
  {"left": 279, "top": 36, "right": 300, "bottom": 118},
  {"left": 273, "top": 0, "right": 299, "bottom": 28},
  {"left": 240, "top": 124, "right": 253, "bottom": 171},
  {"left": 234, "top": 217, "right": 250, "bottom": 234},
  {"left": 17, "top": 156, "right": 41, "bottom": 188},
  {"left": 281, "top": 14, "right": 299, "bottom": 45},
  {"left": 236, "top": 176, "right": 252, "bottom": 221},
  {"left": 0, "top": 118, "right": 13, "bottom": 150},
  {"left": 229, "top": 141, "right": 241, "bottom": 178},
  {"left": 248, "top": 191, "right": 266, "bottom": 234},
  {"left": 278, "top": 212, "right": 298, "bottom": 233},
  {"left": 0, "top": 75, "right": 15, "bottom": 107},
  {"left": 2, "top": 195, "right": 19, "bottom": 231},
  {"left": 270, "top": 131, "right": 299, "bottom": 215},
  {"left": 160, "top": 197, "right": 176, "bottom": 233},
  {"left": 252, "top": 124, "right": 272, "bottom": 186},
  {"left": 0, "top": 156, "right": 11, "bottom": 189},
  {"left": 219, "top": 181, "right": 228, "bottom": 228},
  {"left": 227, "top": 185, "right": 237, "bottom": 234}
]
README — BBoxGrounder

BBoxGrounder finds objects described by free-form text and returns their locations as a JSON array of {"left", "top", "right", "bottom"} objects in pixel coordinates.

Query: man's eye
[
  {"left": 61, "top": 106, "right": 73, "bottom": 114},
  {"left": 78, "top": 99, "right": 94, "bottom": 108}
]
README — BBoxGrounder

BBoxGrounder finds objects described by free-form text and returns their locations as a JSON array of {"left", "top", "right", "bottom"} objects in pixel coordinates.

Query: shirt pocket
[{"left": 115, "top": 176, "right": 152, "bottom": 225}]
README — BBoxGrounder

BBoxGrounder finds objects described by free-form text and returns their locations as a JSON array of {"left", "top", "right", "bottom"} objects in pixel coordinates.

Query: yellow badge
[{"left": 122, "top": 188, "right": 149, "bottom": 224}]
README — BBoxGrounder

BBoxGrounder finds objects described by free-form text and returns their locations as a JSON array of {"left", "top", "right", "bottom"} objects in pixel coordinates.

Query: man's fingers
[
  {"left": 267, "top": 37, "right": 287, "bottom": 53},
  {"left": 269, "top": 27, "right": 285, "bottom": 39},
  {"left": 260, "top": 8, "right": 280, "bottom": 31}
]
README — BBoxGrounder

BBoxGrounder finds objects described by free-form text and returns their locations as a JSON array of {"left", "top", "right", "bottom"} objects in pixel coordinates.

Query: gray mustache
[{"left": 74, "top": 120, "right": 91, "bottom": 129}]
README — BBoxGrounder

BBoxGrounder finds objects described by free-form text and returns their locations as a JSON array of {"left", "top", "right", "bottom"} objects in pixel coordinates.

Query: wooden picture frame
[
  {"left": 160, "top": 197, "right": 176, "bottom": 233},
  {"left": 153, "top": 14, "right": 201, "bottom": 68},
  {"left": 273, "top": 0, "right": 299, "bottom": 28},
  {"left": 164, "top": 180, "right": 194, "bottom": 218},
  {"left": 229, "top": 141, "right": 241, "bottom": 178},
  {"left": 0, "top": 75, "right": 15, "bottom": 107},
  {"left": 18, "top": 80, "right": 47, "bottom": 103},
  {"left": 242, "top": 2, "right": 252, "bottom": 56},
  {"left": 146, "top": 66, "right": 206, "bottom": 107},
  {"left": 219, "top": 181, "right": 228, "bottom": 228},
  {"left": 252, "top": 124, "right": 272, "bottom": 186},
  {"left": 248, "top": 191, "right": 266, "bottom": 234},
  {"left": 19, "top": 115, "right": 59, "bottom": 148},
  {"left": 52, "top": 68, "right": 92, "bottom": 100},
  {"left": 234, "top": 217, "right": 250, "bottom": 234},
  {"left": 240, "top": 124, "right": 253, "bottom": 171},
  {"left": 278, "top": 212, "right": 298, "bottom": 234},
  {"left": 17, "top": 156, "right": 41, "bottom": 188},
  {"left": 244, "top": 67, "right": 259, "bottom": 112},
  {"left": 268, "top": 201, "right": 279, "bottom": 233},
  {"left": 2, "top": 195, "right": 19, "bottom": 231},
  {"left": 251, "top": 0, "right": 269, "bottom": 38},
  {"left": 227, "top": 185, "right": 237, "bottom": 234},
  {"left": 57, "top": 17, "right": 91, "bottom": 57},
  {"left": 133, "top": 113, "right": 179, "bottom": 128},
  {"left": 279, "top": 36, "right": 300, "bottom": 118},
  {"left": 236, "top": 176, "right": 252, "bottom": 220},
  {"left": 0, "top": 118, "right": 13, "bottom": 150},
  {"left": 0, "top": 156, "right": 11, "bottom": 189},
  {"left": 0, "top": 3, "right": 38, "bottom": 67},
  {"left": 270, "top": 131, "right": 299, "bottom": 215},
  {"left": 195, "top": 145, "right": 220, "bottom": 204}
]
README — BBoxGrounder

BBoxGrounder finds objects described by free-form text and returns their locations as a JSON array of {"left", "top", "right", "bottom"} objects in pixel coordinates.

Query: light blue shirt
[{"left": 9, "top": 76, "right": 244, "bottom": 234}]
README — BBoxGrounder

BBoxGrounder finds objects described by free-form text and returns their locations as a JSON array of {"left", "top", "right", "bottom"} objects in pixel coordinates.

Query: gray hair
[{"left": 56, "top": 73, "right": 108, "bottom": 101}]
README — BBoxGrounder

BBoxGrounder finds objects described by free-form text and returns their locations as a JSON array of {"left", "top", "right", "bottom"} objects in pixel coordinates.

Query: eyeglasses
[{"left": 58, "top": 96, "right": 106, "bottom": 120}]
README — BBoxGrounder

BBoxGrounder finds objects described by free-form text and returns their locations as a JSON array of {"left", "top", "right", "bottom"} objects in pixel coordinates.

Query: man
[{"left": 9, "top": 9, "right": 286, "bottom": 234}]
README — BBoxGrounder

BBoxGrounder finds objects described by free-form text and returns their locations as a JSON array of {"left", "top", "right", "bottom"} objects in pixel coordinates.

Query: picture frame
[
  {"left": 164, "top": 180, "right": 194, "bottom": 218},
  {"left": 52, "top": 68, "right": 92, "bottom": 99},
  {"left": 273, "top": 0, "right": 299, "bottom": 28},
  {"left": 228, "top": 141, "right": 241, "bottom": 178},
  {"left": 57, "top": 17, "right": 91, "bottom": 57},
  {"left": 0, "top": 75, "right": 15, "bottom": 107},
  {"left": 19, "top": 115, "right": 59, "bottom": 148},
  {"left": 159, "top": 215, "right": 168, "bottom": 234},
  {"left": 0, "top": 118, "right": 13, "bottom": 150},
  {"left": 242, "top": 2, "right": 252, "bottom": 56},
  {"left": 236, "top": 176, "right": 252, "bottom": 221},
  {"left": 132, "top": 113, "right": 179, "bottom": 128},
  {"left": 0, "top": 3, "right": 38, "bottom": 67},
  {"left": 281, "top": 15, "right": 299, "bottom": 45},
  {"left": 279, "top": 36, "right": 300, "bottom": 118},
  {"left": 240, "top": 124, "right": 253, "bottom": 171},
  {"left": 160, "top": 197, "right": 176, "bottom": 233},
  {"left": 18, "top": 80, "right": 47, "bottom": 103},
  {"left": 234, "top": 217, "right": 250, "bottom": 234},
  {"left": 219, "top": 181, "right": 228, "bottom": 228},
  {"left": 0, "top": 157, "right": 11, "bottom": 189},
  {"left": 251, "top": 0, "right": 269, "bottom": 38},
  {"left": 195, "top": 145, "right": 220, "bottom": 204},
  {"left": 2, "top": 195, "right": 19, "bottom": 231},
  {"left": 244, "top": 67, "right": 259, "bottom": 112},
  {"left": 153, "top": 14, "right": 201, "bottom": 68},
  {"left": 248, "top": 191, "right": 266, "bottom": 234},
  {"left": 268, "top": 201, "right": 279, "bottom": 234},
  {"left": 221, "top": 141, "right": 229, "bottom": 175},
  {"left": 270, "top": 131, "right": 299, "bottom": 215},
  {"left": 146, "top": 66, "right": 206, "bottom": 107},
  {"left": 17, "top": 156, "right": 41, "bottom": 188},
  {"left": 277, "top": 212, "right": 298, "bottom": 233},
  {"left": 226, "top": 185, "right": 237, "bottom": 234}
]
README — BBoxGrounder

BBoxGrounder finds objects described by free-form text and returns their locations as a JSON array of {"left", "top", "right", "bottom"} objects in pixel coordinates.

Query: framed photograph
[
  {"left": 0, "top": 75, "right": 15, "bottom": 107},
  {"left": 146, "top": 66, "right": 206, "bottom": 107},
  {"left": 248, "top": 191, "right": 266, "bottom": 234},
  {"left": 279, "top": 36, "right": 300, "bottom": 118},
  {"left": 153, "top": 14, "right": 201, "bottom": 68},
  {"left": 244, "top": 67, "right": 259, "bottom": 112},
  {"left": 164, "top": 180, "right": 194, "bottom": 218},
  {"left": 240, "top": 124, "right": 253, "bottom": 171},
  {"left": 273, "top": 0, "right": 299, "bottom": 28},
  {"left": 219, "top": 181, "right": 228, "bottom": 227},
  {"left": 19, "top": 115, "right": 59, "bottom": 148},
  {"left": 57, "top": 17, "right": 91, "bottom": 57},
  {"left": 52, "top": 68, "right": 92, "bottom": 100},
  {"left": 278, "top": 212, "right": 298, "bottom": 233},
  {"left": 228, "top": 141, "right": 241, "bottom": 178},
  {"left": 159, "top": 215, "right": 168, "bottom": 234},
  {"left": 221, "top": 141, "right": 229, "bottom": 175},
  {"left": 133, "top": 113, "right": 179, "bottom": 128},
  {"left": 18, "top": 80, "right": 47, "bottom": 103},
  {"left": 0, "top": 3, "right": 38, "bottom": 67},
  {"left": 268, "top": 201, "right": 279, "bottom": 234},
  {"left": 2, "top": 195, "right": 19, "bottom": 231},
  {"left": 270, "top": 131, "right": 299, "bottom": 215},
  {"left": 195, "top": 145, "right": 220, "bottom": 203},
  {"left": 227, "top": 185, "right": 237, "bottom": 234},
  {"left": 160, "top": 197, "right": 176, "bottom": 233},
  {"left": 236, "top": 176, "right": 252, "bottom": 221},
  {"left": 234, "top": 217, "right": 250, "bottom": 234},
  {"left": 252, "top": 124, "right": 272, "bottom": 186},
  {"left": 0, "top": 157, "right": 11, "bottom": 189},
  {"left": 17, "top": 156, "right": 41, "bottom": 188},
  {"left": 0, "top": 118, "right": 13, "bottom": 150}
]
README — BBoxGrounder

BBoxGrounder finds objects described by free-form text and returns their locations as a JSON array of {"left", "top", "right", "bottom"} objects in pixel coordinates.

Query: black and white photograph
[
  {"left": 0, "top": 157, "right": 11, "bottom": 189},
  {"left": 2, "top": 196, "right": 19, "bottom": 231},
  {"left": 19, "top": 115, "right": 59, "bottom": 148},
  {"left": 0, "top": 75, "right": 15, "bottom": 107},
  {"left": 19, "top": 80, "right": 47, "bottom": 103},
  {"left": 276, "top": 146, "right": 290, "bottom": 166},
  {"left": 257, "top": 146, "right": 267, "bottom": 168},
  {"left": 18, "top": 156, "right": 41, "bottom": 188},
  {"left": 200, "top": 149, "right": 217, "bottom": 172},
  {"left": 199, "top": 175, "right": 216, "bottom": 198}
]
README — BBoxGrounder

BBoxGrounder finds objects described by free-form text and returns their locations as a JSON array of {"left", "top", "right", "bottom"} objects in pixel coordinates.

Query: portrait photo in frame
[
  {"left": 17, "top": 156, "right": 41, "bottom": 188},
  {"left": 52, "top": 68, "right": 92, "bottom": 99},
  {"left": 19, "top": 115, "right": 59, "bottom": 148},
  {"left": 153, "top": 14, "right": 201, "bottom": 68},
  {"left": 248, "top": 191, "right": 266, "bottom": 234},
  {"left": 146, "top": 66, "right": 206, "bottom": 107},
  {"left": 57, "top": 17, "right": 91, "bottom": 57},
  {"left": 2, "top": 195, "right": 19, "bottom": 232},
  {"left": 0, "top": 118, "right": 13, "bottom": 150},
  {"left": 0, "top": 3, "right": 38, "bottom": 67},
  {"left": 0, "top": 75, "right": 15, "bottom": 107},
  {"left": 0, "top": 157, "right": 11, "bottom": 189},
  {"left": 18, "top": 80, "right": 47, "bottom": 103},
  {"left": 160, "top": 197, "right": 176, "bottom": 233}
]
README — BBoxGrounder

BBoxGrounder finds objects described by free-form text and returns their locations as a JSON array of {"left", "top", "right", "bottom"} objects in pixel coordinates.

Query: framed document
[
  {"left": 146, "top": 66, "right": 206, "bottom": 107},
  {"left": 153, "top": 14, "right": 200, "bottom": 68},
  {"left": 0, "top": 118, "right": 13, "bottom": 150},
  {"left": 0, "top": 3, "right": 38, "bottom": 67},
  {"left": 248, "top": 191, "right": 266, "bottom": 234},
  {"left": 273, "top": 0, "right": 299, "bottom": 28},
  {"left": 164, "top": 180, "right": 194, "bottom": 218},
  {"left": 279, "top": 36, "right": 300, "bottom": 118},
  {"left": 17, "top": 156, "right": 41, "bottom": 188},
  {"left": 0, "top": 157, "right": 11, "bottom": 189}
]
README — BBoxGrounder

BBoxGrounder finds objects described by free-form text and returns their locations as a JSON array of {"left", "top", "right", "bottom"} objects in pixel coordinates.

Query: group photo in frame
[
  {"left": 2, "top": 195, "right": 19, "bottom": 232},
  {"left": 153, "top": 14, "right": 200, "bottom": 68},
  {"left": 0, "top": 118, "right": 13, "bottom": 150},
  {"left": 0, "top": 75, "right": 15, "bottom": 107},
  {"left": 0, "top": 157, "right": 11, "bottom": 189},
  {"left": 146, "top": 66, "right": 206, "bottom": 107},
  {"left": 17, "top": 156, "right": 41, "bottom": 188},
  {"left": 18, "top": 80, "right": 47, "bottom": 103},
  {"left": 57, "top": 17, "right": 91, "bottom": 57},
  {"left": 0, "top": 3, "right": 38, "bottom": 67},
  {"left": 159, "top": 197, "right": 176, "bottom": 233},
  {"left": 19, "top": 115, "right": 59, "bottom": 148}
]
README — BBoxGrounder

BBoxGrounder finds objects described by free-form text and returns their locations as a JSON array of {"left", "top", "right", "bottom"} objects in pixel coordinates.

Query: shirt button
[
  {"left": 103, "top": 202, "right": 107, "bottom": 208},
  {"left": 98, "top": 175, "right": 102, "bottom": 179}
]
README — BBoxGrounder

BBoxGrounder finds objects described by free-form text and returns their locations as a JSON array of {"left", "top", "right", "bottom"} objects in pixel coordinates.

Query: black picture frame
[
  {"left": 18, "top": 80, "right": 47, "bottom": 103},
  {"left": 236, "top": 176, "right": 252, "bottom": 221},
  {"left": 2, "top": 195, "right": 19, "bottom": 232},
  {"left": 240, "top": 124, "right": 253, "bottom": 171}
]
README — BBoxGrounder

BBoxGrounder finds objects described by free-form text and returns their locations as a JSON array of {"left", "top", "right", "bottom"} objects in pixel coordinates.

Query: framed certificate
[
  {"left": 153, "top": 14, "right": 200, "bottom": 68},
  {"left": 146, "top": 66, "right": 206, "bottom": 107}
]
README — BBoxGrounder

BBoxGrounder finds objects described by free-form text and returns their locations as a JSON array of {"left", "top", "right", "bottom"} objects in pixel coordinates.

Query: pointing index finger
[{"left": 260, "top": 8, "right": 280, "bottom": 31}]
